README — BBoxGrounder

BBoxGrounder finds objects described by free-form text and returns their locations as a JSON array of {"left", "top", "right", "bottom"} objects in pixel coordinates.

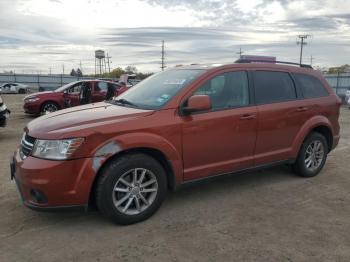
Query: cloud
[{"left": 0, "top": 0, "right": 349, "bottom": 73}]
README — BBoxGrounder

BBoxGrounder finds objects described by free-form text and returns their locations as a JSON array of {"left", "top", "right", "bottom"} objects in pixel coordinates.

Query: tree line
[{"left": 73, "top": 66, "right": 153, "bottom": 80}]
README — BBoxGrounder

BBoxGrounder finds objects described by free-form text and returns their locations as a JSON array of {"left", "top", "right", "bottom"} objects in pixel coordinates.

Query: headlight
[
  {"left": 32, "top": 138, "right": 84, "bottom": 160},
  {"left": 24, "top": 96, "right": 39, "bottom": 103}
]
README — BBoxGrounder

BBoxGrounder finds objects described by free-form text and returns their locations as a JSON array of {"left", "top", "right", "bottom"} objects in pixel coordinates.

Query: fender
[
  {"left": 90, "top": 132, "right": 183, "bottom": 185},
  {"left": 291, "top": 115, "right": 334, "bottom": 158}
]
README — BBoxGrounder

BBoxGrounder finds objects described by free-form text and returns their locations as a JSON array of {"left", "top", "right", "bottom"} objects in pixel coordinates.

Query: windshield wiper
[{"left": 113, "top": 98, "right": 138, "bottom": 107}]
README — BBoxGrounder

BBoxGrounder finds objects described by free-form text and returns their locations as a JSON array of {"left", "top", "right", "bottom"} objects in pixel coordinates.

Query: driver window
[
  {"left": 193, "top": 71, "right": 249, "bottom": 110},
  {"left": 67, "top": 83, "right": 82, "bottom": 93}
]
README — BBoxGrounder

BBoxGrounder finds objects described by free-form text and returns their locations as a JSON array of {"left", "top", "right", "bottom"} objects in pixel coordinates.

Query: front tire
[
  {"left": 40, "top": 102, "right": 59, "bottom": 114},
  {"left": 292, "top": 132, "right": 328, "bottom": 177},
  {"left": 96, "top": 153, "right": 167, "bottom": 225}
]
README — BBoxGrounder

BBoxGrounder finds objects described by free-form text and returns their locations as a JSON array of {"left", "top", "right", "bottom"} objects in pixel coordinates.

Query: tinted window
[
  {"left": 96, "top": 82, "right": 108, "bottom": 91},
  {"left": 293, "top": 73, "right": 328, "bottom": 98},
  {"left": 254, "top": 71, "right": 296, "bottom": 104},
  {"left": 194, "top": 71, "right": 249, "bottom": 110}
]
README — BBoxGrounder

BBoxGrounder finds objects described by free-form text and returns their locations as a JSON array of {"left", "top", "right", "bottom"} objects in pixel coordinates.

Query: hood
[
  {"left": 26, "top": 102, "right": 154, "bottom": 139},
  {"left": 24, "top": 91, "right": 59, "bottom": 99}
]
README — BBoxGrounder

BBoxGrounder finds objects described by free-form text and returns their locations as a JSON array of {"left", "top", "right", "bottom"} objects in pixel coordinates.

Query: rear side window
[
  {"left": 96, "top": 82, "right": 108, "bottom": 91},
  {"left": 293, "top": 73, "right": 328, "bottom": 98},
  {"left": 254, "top": 71, "right": 296, "bottom": 104}
]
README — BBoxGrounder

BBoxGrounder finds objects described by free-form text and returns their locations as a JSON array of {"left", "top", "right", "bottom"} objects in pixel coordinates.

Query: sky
[{"left": 0, "top": 0, "right": 349, "bottom": 74}]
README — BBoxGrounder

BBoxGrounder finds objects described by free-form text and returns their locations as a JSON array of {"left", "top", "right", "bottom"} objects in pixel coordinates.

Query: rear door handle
[
  {"left": 296, "top": 107, "right": 309, "bottom": 112},
  {"left": 240, "top": 114, "right": 256, "bottom": 120}
]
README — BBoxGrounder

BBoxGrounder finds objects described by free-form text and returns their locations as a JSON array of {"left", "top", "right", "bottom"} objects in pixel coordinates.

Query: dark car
[
  {"left": 12, "top": 61, "right": 341, "bottom": 225},
  {"left": 0, "top": 95, "right": 10, "bottom": 127},
  {"left": 23, "top": 80, "right": 128, "bottom": 115}
]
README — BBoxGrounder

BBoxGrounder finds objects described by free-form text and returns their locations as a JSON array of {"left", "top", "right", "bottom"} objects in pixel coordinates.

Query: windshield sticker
[
  {"left": 156, "top": 97, "right": 165, "bottom": 103},
  {"left": 163, "top": 79, "right": 186, "bottom": 85},
  {"left": 161, "top": 94, "right": 170, "bottom": 99}
]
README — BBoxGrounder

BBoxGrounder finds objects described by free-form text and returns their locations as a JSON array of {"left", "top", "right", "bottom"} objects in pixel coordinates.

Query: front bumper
[
  {"left": 11, "top": 149, "right": 96, "bottom": 211},
  {"left": 23, "top": 102, "right": 40, "bottom": 114}
]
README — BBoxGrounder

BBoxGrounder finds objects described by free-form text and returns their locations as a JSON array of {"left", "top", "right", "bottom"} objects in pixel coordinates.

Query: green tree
[
  {"left": 328, "top": 64, "right": 350, "bottom": 74},
  {"left": 76, "top": 68, "right": 83, "bottom": 77},
  {"left": 125, "top": 66, "right": 137, "bottom": 74},
  {"left": 70, "top": 69, "right": 77, "bottom": 76}
]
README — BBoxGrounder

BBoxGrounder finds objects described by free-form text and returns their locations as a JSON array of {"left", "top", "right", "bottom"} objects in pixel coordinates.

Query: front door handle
[
  {"left": 240, "top": 114, "right": 256, "bottom": 120},
  {"left": 296, "top": 107, "right": 309, "bottom": 112}
]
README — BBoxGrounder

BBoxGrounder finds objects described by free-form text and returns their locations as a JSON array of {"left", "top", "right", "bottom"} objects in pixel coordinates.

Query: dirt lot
[{"left": 0, "top": 94, "right": 350, "bottom": 262}]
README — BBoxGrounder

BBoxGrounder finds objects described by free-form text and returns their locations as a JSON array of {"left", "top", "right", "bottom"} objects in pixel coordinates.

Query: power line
[
  {"left": 297, "top": 34, "right": 310, "bottom": 65},
  {"left": 161, "top": 40, "right": 166, "bottom": 71}
]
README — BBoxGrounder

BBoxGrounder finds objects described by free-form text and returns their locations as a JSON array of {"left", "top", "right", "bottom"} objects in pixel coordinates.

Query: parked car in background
[
  {"left": 23, "top": 80, "right": 128, "bottom": 115},
  {"left": 0, "top": 83, "right": 29, "bottom": 94},
  {"left": 345, "top": 89, "right": 350, "bottom": 108},
  {"left": 11, "top": 61, "right": 341, "bottom": 225},
  {"left": 0, "top": 95, "right": 10, "bottom": 127}
]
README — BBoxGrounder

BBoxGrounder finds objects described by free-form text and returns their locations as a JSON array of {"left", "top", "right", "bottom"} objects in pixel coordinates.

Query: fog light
[{"left": 30, "top": 189, "right": 48, "bottom": 204}]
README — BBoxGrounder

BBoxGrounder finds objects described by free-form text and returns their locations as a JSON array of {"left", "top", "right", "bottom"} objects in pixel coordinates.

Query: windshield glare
[{"left": 115, "top": 69, "right": 204, "bottom": 109}]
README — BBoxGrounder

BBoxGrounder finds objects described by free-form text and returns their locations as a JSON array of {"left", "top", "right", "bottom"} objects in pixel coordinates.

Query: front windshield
[
  {"left": 54, "top": 81, "right": 79, "bottom": 92},
  {"left": 114, "top": 69, "right": 204, "bottom": 109}
]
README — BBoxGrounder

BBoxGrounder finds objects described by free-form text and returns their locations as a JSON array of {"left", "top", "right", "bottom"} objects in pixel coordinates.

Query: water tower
[{"left": 95, "top": 50, "right": 106, "bottom": 76}]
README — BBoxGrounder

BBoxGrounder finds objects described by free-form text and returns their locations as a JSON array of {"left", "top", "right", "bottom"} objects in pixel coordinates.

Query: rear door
[
  {"left": 92, "top": 81, "right": 108, "bottom": 102},
  {"left": 181, "top": 70, "right": 258, "bottom": 181},
  {"left": 253, "top": 70, "right": 309, "bottom": 165}
]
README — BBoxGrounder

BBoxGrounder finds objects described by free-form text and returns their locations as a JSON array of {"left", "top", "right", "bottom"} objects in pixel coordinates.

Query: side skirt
[{"left": 176, "top": 159, "right": 295, "bottom": 190}]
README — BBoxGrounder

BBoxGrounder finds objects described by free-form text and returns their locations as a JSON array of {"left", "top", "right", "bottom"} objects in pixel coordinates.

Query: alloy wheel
[
  {"left": 112, "top": 168, "right": 158, "bottom": 215},
  {"left": 304, "top": 140, "right": 325, "bottom": 172}
]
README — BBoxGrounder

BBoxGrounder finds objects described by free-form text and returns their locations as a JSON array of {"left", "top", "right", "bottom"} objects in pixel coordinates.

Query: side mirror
[{"left": 182, "top": 95, "right": 212, "bottom": 115}]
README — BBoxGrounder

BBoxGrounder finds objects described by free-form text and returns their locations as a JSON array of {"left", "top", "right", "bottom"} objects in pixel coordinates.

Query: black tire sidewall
[
  {"left": 96, "top": 154, "right": 167, "bottom": 225},
  {"left": 295, "top": 132, "right": 328, "bottom": 177}
]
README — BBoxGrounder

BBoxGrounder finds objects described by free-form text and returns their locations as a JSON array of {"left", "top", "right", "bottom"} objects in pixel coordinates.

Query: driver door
[
  {"left": 64, "top": 82, "right": 82, "bottom": 107},
  {"left": 181, "top": 71, "right": 258, "bottom": 181}
]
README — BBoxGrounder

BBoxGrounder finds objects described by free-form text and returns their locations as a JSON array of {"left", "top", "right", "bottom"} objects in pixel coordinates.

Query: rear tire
[
  {"left": 292, "top": 132, "right": 328, "bottom": 177},
  {"left": 96, "top": 153, "right": 167, "bottom": 225}
]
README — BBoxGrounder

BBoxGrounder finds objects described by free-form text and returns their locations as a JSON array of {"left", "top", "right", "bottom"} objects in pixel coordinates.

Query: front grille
[{"left": 21, "top": 133, "right": 36, "bottom": 157}]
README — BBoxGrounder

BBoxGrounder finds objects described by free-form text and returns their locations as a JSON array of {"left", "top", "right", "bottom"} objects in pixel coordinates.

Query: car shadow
[{"left": 18, "top": 164, "right": 298, "bottom": 228}]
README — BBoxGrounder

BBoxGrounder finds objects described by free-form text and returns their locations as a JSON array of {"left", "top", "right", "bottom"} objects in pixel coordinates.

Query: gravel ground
[{"left": 1, "top": 94, "right": 350, "bottom": 262}]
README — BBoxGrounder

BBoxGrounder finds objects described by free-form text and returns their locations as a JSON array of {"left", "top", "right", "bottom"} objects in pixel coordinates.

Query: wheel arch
[
  {"left": 292, "top": 115, "right": 334, "bottom": 157},
  {"left": 87, "top": 132, "right": 183, "bottom": 207},
  {"left": 40, "top": 100, "right": 61, "bottom": 111}
]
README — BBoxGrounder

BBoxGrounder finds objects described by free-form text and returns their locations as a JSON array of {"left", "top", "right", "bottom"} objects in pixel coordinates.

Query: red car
[
  {"left": 12, "top": 61, "right": 341, "bottom": 225},
  {"left": 23, "top": 80, "right": 128, "bottom": 115}
]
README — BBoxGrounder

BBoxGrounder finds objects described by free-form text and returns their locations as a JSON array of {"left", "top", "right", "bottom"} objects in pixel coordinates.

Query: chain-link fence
[
  {"left": 0, "top": 73, "right": 116, "bottom": 92},
  {"left": 324, "top": 73, "right": 350, "bottom": 103}
]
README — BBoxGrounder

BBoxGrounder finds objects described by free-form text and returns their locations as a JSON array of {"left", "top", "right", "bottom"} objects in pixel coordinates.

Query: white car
[
  {"left": 0, "top": 83, "right": 29, "bottom": 94},
  {"left": 345, "top": 89, "right": 350, "bottom": 106}
]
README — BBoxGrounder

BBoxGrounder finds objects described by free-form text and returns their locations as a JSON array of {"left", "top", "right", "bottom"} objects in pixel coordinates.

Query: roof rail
[{"left": 235, "top": 59, "right": 313, "bottom": 69}]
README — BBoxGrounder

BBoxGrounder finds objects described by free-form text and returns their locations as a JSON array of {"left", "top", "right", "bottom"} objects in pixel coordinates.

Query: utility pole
[
  {"left": 106, "top": 53, "right": 112, "bottom": 73},
  {"left": 310, "top": 55, "right": 314, "bottom": 66},
  {"left": 79, "top": 60, "right": 83, "bottom": 73},
  {"left": 161, "top": 40, "right": 166, "bottom": 71},
  {"left": 236, "top": 47, "right": 244, "bottom": 59},
  {"left": 62, "top": 64, "right": 65, "bottom": 75},
  {"left": 297, "top": 34, "right": 310, "bottom": 65},
  {"left": 49, "top": 67, "right": 52, "bottom": 75}
]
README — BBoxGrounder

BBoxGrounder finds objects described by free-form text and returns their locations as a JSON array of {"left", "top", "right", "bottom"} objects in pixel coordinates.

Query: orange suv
[{"left": 11, "top": 61, "right": 341, "bottom": 224}]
